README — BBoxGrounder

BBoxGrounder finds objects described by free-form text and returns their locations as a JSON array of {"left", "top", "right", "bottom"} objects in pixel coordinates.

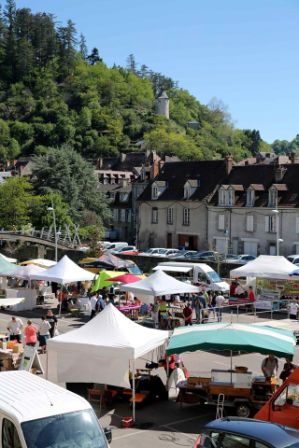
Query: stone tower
[{"left": 156, "top": 90, "right": 169, "bottom": 119}]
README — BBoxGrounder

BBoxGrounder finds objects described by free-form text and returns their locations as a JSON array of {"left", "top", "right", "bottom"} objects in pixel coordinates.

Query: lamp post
[
  {"left": 47, "top": 205, "right": 57, "bottom": 262},
  {"left": 272, "top": 209, "right": 283, "bottom": 256}
]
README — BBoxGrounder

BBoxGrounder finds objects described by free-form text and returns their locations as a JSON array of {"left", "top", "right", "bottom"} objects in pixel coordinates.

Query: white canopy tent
[
  {"left": 121, "top": 269, "right": 199, "bottom": 303},
  {"left": 47, "top": 304, "right": 169, "bottom": 420},
  {"left": 20, "top": 258, "right": 57, "bottom": 268},
  {"left": 30, "top": 255, "right": 95, "bottom": 284},
  {"left": 230, "top": 255, "right": 297, "bottom": 280},
  {"left": 9, "top": 264, "right": 45, "bottom": 280}
]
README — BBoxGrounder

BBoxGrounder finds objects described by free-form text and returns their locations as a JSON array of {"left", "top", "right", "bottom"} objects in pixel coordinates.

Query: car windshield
[
  {"left": 21, "top": 409, "right": 108, "bottom": 448},
  {"left": 128, "top": 265, "right": 142, "bottom": 274},
  {"left": 206, "top": 271, "right": 221, "bottom": 282}
]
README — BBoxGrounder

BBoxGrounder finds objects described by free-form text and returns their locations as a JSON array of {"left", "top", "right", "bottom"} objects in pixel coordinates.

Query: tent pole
[
  {"left": 132, "top": 358, "right": 136, "bottom": 422},
  {"left": 58, "top": 283, "right": 62, "bottom": 317}
]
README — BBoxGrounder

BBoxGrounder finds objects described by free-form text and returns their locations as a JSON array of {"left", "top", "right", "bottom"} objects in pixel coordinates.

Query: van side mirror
[{"left": 104, "top": 427, "right": 112, "bottom": 443}]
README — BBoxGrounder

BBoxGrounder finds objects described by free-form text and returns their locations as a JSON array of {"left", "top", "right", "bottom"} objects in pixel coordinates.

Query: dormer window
[
  {"left": 184, "top": 184, "right": 192, "bottom": 199},
  {"left": 151, "top": 181, "right": 166, "bottom": 200},
  {"left": 227, "top": 187, "right": 235, "bottom": 207},
  {"left": 268, "top": 187, "right": 277, "bottom": 208},
  {"left": 218, "top": 187, "right": 226, "bottom": 206},
  {"left": 152, "top": 184, "right": 158, "bottom": 200},
  {"left": 246, "top": 188, "right": 255, "bottom": 207},
  {"left": 184, "top": 179, "right": 198, "bottom": 199}
]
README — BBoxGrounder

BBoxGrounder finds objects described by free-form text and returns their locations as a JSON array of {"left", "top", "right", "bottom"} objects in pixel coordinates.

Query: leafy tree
[
  {"left": 31, "top": 145, "right": 111, "bottom": 228},
  {"left": 79, "top": 33, "right": 88, "bottom": 60},
  {"left": 0, "top": 176, "right": 33, "bottom": 228}
]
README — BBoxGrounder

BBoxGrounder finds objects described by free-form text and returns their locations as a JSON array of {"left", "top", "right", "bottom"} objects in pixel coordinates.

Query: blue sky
[{"left": 15, "top": 0, "right": 299, "bottom": 143}]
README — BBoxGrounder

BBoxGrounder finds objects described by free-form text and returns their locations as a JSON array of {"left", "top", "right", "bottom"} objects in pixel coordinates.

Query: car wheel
[{"left": 235, "top": 403, "right": 251, "bottom": 418}]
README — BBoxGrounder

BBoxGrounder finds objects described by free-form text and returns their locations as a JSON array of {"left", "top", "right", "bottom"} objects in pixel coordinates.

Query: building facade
[
  {"left": 207, "top": 160, "right": 299, "bottom": 256},
  {"left": 137, "top": 160, "right": 229, "bottom": 250}
]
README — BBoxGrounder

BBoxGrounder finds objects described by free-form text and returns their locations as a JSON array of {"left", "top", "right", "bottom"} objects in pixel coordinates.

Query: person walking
[
  {"left": 183, "top": 302, "right": 193, "bottom": 326},
  {"left": 7, "top": 316, "right": 23, "bottom": 343},
  {"left": 38, "top": 316, "right": 51, "bottom": 353},
  {"left": 24, "top": 320, "right": 37, "bottom": 347},
  {"left": 46, "top": 310, "right": 58, "bottom": 338},
  {"left": 289, "top": 299, "right": 299, "bottom": 320},
  {"left": 215, "top": 292, "right": 225, "bottom": 322},
  {"left": 280, "top": 358, "right": 296, "bottom": 382}
]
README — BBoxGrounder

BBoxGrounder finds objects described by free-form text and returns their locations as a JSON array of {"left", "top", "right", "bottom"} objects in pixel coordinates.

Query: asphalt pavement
[{"left": 1, "top": 303, "right": 298, "bottom": 448}]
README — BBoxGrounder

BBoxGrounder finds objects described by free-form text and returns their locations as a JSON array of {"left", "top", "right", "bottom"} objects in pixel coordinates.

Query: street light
[
  {"left": 272, "top": 209, "right": 283, "bottom": 256},
  {"left": 47, "top": 205, "right": 57, "bottom": 262}
]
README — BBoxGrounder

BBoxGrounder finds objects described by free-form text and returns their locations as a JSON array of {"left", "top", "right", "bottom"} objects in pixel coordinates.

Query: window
[
  {"left": 274, "top": 383, "right": 299, "bottom": 407},
  {"left": 183, "top": 208, "right": 190, "bottom": 226},
  {"left": 152, "top": 207, "right": 158, "bottom": 224},
  {"left": 167, "top": 207, "right": 173, "bottom": 225},
  {"left": 218, "top": 188, "right": 226, "bottom": 206},
  {"left": 113, "top": 208, "right": 118, "bottom": 220},
  {"left": 246, "top": 215, "right": 254, "bottom": 232},
  {"left": 227, "top": 188, "right": 234, "bottom": 206},
  {"left": 246, "top": 188, "right": 255, "bottom": 207},
  {"left": 2, "top": 419, "right": 22, "bottom": 448},
  {"left": 119, "top": 193, "right": 129, "bottom": 202},
  {"left": 265, "top": 215, "right": 276, "bottom": 233},
  {"left": 296, "top": 216, "right": 299, "bottom": 234},
  {"left": 152, "top": 185, "right": 158, "bottom": 200},
  {"left": 218, "top": 214, "right": 225, "bottom": 230},
  {"left": 268, "top": 187, "right": 277, "bottom": 207},
  {"left": 184, "top": 184, "right": 192, "bottom": 199},
  {"left": 125, "top": 210, "right": 131, "bottom": 222},
  {"left": 221, "top": 433, "right": 250, "bottom": 447}
]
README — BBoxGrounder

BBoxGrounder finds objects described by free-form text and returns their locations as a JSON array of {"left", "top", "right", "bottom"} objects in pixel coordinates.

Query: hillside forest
[{"left": 0, "top": 1, "right": 297, "bottom": 240}]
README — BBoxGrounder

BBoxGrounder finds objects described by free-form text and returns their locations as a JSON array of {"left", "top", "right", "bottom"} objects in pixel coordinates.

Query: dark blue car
[{"left": 195, "top": 417, "right": 299, "bottom": 447}]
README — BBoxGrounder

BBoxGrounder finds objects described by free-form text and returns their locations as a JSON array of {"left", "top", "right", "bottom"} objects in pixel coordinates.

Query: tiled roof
[
  {"left": 138, "top": 160, "right": 227, "bottom": 201},
  {"left": 209, "top": 164, "right": 299, "bottom": 207}
]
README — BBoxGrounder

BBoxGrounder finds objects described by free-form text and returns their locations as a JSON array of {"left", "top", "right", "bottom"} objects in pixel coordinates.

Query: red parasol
[{"left": 107, "top": 273, "right": 141, "bottom": 284}]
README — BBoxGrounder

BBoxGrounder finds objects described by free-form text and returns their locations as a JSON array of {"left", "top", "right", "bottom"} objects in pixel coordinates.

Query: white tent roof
[
  {"left": 30, "top": 255, "right": 95, "bottom": 284},
  {"left": 0, "top": 253, "right": 17, "bottom": 263},
  {"left": 12, "top": 264, "right": 45, "bottom": 280},
  {"left": 21, "top": 259, "right": 56, "bottom": 268},
  {"left": 47, "top": 304, "right": 168, "bottom": 387},
  {"left": 230, "top": 255, "right": 297, "bottom": 280},
  {"left": 121, "top": 269, "right": 199, "bottom": 301}
]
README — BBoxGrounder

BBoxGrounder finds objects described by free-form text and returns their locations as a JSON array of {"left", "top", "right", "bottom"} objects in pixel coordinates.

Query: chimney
[
  {"left": 225, "top": 154, "right": 233, "bottom": 175},
  {"left": 120, "top": 153, "right": 126, "bottom": 162},
  {"left": 288, "top": 152, "right": 295, "bottom": 164},
  {"left": 97, "top": 157, "right": 103, "bottom": 169},
  {"left": 150, "top": 159, "right": 160, "bottom": 180}
]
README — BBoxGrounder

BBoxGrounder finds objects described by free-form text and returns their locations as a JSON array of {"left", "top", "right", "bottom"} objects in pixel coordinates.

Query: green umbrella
[
  {"left": 91, "top": 270, "right": 126, "bottom": 292},
  {"left": 166, "top": 322, "right": 296, "bottom": 359}
]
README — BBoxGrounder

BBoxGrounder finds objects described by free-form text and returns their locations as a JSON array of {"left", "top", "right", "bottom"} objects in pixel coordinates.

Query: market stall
[
  {"left": 230, "top": 255, "right": 299, "bottom": 310},
  {"left": 47, "top": 303, "right": 169, "bottom": 421},
  {"left": 166, "top": 322, "right": 296, "bottom": 415},
  {"left": 121, "top": 269, "right": 199, "bottom": 304}
]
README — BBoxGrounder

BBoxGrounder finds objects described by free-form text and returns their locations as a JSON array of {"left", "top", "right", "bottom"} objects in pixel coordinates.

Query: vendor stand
[
  {"left": 166, "top": 322, "right": 296, "bottom": 416},
  {"left": 230, "top": 255, "right": 299, "bottom": 311}
]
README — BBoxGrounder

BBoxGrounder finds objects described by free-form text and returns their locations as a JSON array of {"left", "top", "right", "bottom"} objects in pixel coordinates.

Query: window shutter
[
  {"left": 265, "top": 216, "right": 270, "bottom": 232},
  {"left": 296, "top": 217, "right": 299, "bottom": 234},
  {"left": 246, "top": 215, "right": 254, "bottom": 232}
]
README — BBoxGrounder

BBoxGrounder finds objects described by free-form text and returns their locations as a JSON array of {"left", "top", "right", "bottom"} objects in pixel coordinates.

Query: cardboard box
[{"left": 13, "top": 344, "right": 23, "bottom": 354}]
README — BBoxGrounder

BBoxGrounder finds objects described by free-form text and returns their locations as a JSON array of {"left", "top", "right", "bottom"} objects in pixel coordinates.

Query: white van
[
  {"left": 154, "top": 261, "right": 230, "bottom": 295},
  {"left": 0, "top": 371, "right": 111, "bottom": 447}
]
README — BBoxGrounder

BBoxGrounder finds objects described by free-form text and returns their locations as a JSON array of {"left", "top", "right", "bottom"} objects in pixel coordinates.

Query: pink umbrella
[{"left": 107, "top": 273, "right": 142, "bottom": 284}]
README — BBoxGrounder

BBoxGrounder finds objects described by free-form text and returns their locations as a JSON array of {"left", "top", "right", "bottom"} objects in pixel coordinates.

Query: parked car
[
  {"left": 187, "top": 251, "right": 222, "bottom": 262},
  {"left": 172, "top": 250, "right": 198, "bottom": 259},
  {"left": 105, "top": 242, "right": 129, "bottom": 251},
  {"left": 287, "top": 255, "right": 299, "bottom": 266},
  {"left": 225, "top": 254, "right": 256, "bottom": 264},
  {"left": 194, "top": 417, "right": 299, "bottom": 448},
  {"left": 139, "top": 248, "right": 167, "bottom": 256},
  {"left": 110, "top": 245, "right": 136, "bottom": 254}
]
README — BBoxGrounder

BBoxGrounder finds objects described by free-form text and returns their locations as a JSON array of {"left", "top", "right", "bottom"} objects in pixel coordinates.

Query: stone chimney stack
[
  {"left": 225, "top": 154, "right": 233, "bottom": 175},
  {"left": 150, "top": 159, "right": 160, "bottom": 180},
  {"left": 288, "top": 152, "right": 295, "bottom": 164}
]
